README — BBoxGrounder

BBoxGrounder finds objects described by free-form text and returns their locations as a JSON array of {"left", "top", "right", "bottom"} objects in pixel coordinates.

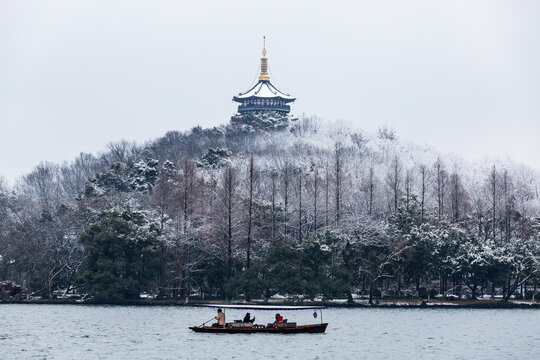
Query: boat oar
[{"left": 200, "top": 317, "right": 215, "bottom": 327}]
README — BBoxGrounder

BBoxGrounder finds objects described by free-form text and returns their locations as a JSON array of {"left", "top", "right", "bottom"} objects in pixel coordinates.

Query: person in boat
[
  {"left": 213, "top": 308, "right": 225, "bottom": 327},
  {"left": 243, "top": 312, "right": 255, "bottom": 323},
  {"left": 273, "top": 313, "right": 284, "bottom": 325}
]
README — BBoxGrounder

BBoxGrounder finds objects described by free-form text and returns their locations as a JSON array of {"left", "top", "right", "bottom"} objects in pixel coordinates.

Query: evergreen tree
[{"left": 77, "top": 208, "right": 159, "bottom": 300}]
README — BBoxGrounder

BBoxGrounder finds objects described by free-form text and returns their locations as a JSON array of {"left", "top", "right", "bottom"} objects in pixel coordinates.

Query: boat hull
[{"left": 189, "top": 323, "right": 328, "bottom": 334}]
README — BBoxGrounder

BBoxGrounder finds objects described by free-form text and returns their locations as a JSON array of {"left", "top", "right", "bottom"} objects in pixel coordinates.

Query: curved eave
[
  {"left": 233, "top": 95, "right": 296, "bottom": 104},
  {"left": 233, "top": 80, "right": 295, "bottom": 102}
]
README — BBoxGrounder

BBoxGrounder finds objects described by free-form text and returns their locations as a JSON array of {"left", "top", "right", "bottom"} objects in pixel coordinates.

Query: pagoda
[{"left": 233, "top": 38, "right": 295, "bottom": 115}]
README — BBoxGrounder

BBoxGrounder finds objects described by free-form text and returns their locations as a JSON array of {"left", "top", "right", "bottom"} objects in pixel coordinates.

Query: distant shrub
[
  {"left": 524, "top": 290, "right": 540, "bottom": 300},
  {"left": 429, "top": 288, "right": 439, "bottom": 299},
  {"left": 418, "top": 287, "right": 428, "bottom": 299}
]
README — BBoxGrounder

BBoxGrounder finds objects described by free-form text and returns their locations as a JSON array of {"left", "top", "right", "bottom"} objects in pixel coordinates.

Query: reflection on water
[{"left": 0, "top": 304, "right": 538, "bottom": 359}]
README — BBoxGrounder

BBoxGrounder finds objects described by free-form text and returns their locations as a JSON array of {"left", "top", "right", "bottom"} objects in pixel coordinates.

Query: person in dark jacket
[{"left": 243, "top": 312, "right": 255, "bottom": 323}]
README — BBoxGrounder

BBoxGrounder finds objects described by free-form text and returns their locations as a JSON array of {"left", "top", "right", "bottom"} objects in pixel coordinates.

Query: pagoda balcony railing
[{"left": 238, "top": 103, "right": 290, "bottom": 113}]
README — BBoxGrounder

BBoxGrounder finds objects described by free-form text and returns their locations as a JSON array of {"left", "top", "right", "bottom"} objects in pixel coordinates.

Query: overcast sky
[{"left": 1, "top": 0, "right": 539, "bottom": 183}]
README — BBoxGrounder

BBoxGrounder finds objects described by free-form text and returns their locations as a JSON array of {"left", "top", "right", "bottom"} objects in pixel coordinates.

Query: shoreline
[{"left": 1, "top": 298, "right": 540, "bottom": 309}]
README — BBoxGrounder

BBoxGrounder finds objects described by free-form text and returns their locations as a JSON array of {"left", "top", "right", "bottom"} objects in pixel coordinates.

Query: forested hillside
[{"left": 1, "top": 114, "right": 539, "bottom": 303}]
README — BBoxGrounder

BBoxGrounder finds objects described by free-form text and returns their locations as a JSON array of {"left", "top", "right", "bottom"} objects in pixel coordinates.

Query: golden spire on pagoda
[{"left": 259, "top": 36, "right": 270, "bottom": 81}]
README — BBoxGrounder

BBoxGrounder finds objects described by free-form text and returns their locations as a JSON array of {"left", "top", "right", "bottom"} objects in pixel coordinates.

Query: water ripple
[{"left": 0, "top": 305, "right": 538, "bottom": 359}]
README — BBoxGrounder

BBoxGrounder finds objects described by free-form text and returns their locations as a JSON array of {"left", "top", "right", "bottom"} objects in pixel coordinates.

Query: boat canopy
[{"left": 196, "top": 304, "right": 326, "bottom": 310}]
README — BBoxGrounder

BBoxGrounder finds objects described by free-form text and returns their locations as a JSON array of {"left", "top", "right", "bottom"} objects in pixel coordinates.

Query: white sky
[{"left": 1, "top": 0, "right": 539, "bottom": 183}]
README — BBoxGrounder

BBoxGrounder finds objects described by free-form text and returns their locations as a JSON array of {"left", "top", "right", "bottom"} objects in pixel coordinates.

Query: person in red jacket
[{"left": 274, "top": 313, "right": 283, "bottom": 325}]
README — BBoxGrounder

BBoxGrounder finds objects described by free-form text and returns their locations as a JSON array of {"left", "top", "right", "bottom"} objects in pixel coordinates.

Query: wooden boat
[
  {"left": 189, "top": 323, "right": 327, "bottom": 334},
  {"left": 189, "top": 304, "right": 328, "bottom": 334}
]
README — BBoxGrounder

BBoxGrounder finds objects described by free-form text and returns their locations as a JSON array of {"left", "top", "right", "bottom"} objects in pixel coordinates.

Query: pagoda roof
[{"left": 233, "top": 80, "right": 295, "bottom": 103}]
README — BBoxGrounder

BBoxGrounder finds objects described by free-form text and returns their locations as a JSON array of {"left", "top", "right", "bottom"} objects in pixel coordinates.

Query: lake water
[{"left": 0, "top": 304, "right": 538, "bottom": 359}]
